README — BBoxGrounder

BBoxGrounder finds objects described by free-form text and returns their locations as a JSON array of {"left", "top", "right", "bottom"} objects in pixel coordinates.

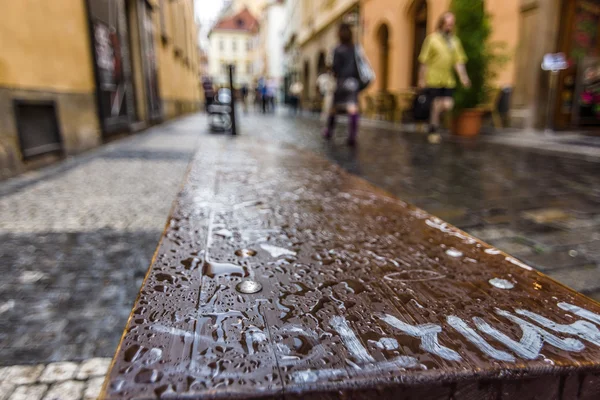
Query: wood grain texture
[{"left": 101, "top": 138, "right": 600, "bottom": 399}]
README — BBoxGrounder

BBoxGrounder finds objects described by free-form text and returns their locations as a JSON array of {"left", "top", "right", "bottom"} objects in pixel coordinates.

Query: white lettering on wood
[{"left": 378, "top": 314, "right": 462, "bottom": 361}]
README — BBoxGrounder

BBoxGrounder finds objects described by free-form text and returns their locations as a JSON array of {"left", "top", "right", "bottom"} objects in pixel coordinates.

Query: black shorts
[{"left": 429, "top": 88, "right": 455, "bottom": 98}]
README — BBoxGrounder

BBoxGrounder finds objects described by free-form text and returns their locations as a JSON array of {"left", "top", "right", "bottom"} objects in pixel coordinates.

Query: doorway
[
  {"left": 303, "top": 60, "right": 310, "bottom": 101},
  {"left": 411, "top": 0, "right": 428, "bottom": 87},
  {"left": 554, "top": 0, "right": 600, "bottom": 129},
  {"left": 87, "top": 0, "right": 136, "bottom": 135},
  {"left": 377, "top": 24, "right": 390, "bottom": 92},
  {"left": 317, "top": 52, "right": 327, "bottom": 75},
  {"left": 137, "top": 0, "right": 162, "bottom": 121}
]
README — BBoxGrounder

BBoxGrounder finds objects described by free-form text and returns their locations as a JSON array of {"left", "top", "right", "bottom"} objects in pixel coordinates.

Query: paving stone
[
  {"left": 521, "top": 251, "right": 594, "bottom": 272},
  {"left": 587, "top": 289, "right": 600, "bottom": 303},
  {"left": 578, "top": 241, "right": 600, "bottom": 260},
  {"left": 482, "top": 214, "right": 512, "bottom": 225},
  {"left": 75, "top": 358, "right": 111, "bottom": 380},
  {"left": 531, "top": 228, "right": 600, "bottom": 248},
  {"left": 488, "top": 238, "right": 537, "bottom": 257},
  {"left": 521, "top": 208, "right": 573, "bottom": 224},
  {"left": 547, "top": 264, "right": 600, "bottom": 294},
  {"left": 466, "top": 227, "right": 517, "bottom": 242},
  {"left": 8, "top": 384, "right": 48, "bottom": 400},
  {"left": 42, "top": 380, "right": 84, "bottom": 400},
  {"left": 0, "top": 365, "right": 44, "bottom": 385},
  {"left": 549, "top": 215, "right": 600, "bottom": 230},
  {"left": 0, "top": 300, "right": 15, "bottom": 315},
  {"left": 39, "top": 362, "right": 78, "bottom": 383},
  {"left": 0, "top": 381, "right": 15, "bottom": 400},
  {"left": 83, "top": 377, "right": 105, "bottom": 400}
]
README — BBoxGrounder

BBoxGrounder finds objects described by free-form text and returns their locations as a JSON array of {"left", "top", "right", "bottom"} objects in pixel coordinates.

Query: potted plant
[{"left": 450, "top": 0, "right": 505, "bottom": 137}]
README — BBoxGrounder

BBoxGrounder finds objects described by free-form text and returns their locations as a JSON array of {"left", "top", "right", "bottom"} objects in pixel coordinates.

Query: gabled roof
[{"left": 211, "top": 7, "right": 259, "bottom": 35}]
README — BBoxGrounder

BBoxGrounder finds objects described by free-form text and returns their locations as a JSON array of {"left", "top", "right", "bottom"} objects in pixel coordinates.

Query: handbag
[
  {"left": 413, "top": 90, "right": 432, "bottom": 122},
  {"left": 354, "top": 45, "right": 375, "bottom": 91}
]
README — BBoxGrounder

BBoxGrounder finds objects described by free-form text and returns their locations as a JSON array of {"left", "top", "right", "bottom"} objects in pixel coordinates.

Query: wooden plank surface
[{"left": 101, "top": 138, "right": 600, "bottom": 399}]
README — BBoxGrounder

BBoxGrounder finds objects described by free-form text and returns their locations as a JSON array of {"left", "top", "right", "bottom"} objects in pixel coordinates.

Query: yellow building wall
[
  {"left": 156, "top": 0, "right": 201, "bottom": 117},
  {"left": 487, "top": 0, "right": 520, "bottom": 86},
  {"left": 0, "top": 0, "right": 95, "bottom": 93},
  {"left": 361, "top": 0, "right": 520, "bottom": 95},
  {"left": 297, "top": 0, "right": 359, "bottom": 100},
  {"left": 299, "top": 0, "right": 359, "bottom": 46}
]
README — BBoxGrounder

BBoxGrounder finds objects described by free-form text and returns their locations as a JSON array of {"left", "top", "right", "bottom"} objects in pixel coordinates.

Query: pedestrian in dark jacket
[{"left": 323, "top": 23, "right": 361, "bottom": 146}]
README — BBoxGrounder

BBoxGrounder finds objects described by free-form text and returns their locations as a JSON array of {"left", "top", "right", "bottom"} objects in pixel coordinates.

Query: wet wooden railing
[{"left": 101, "top": 138, "right": 600, "bottom": 399}]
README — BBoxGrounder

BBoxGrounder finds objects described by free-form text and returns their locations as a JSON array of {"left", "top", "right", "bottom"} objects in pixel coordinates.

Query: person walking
[
  {"left": 240, "top": 84, "right": 249, "bottom": 114},
  {"left": 289, "top": 80, "right": 303, "bottom": 115},
  {"left": 267, "top": 78, "right": 278, "bottom": 113},
  {"left": 418, "top": 12, "right": 470, "bottom": 135},
  {"left": 258, "top": 77, "right": 268, "bottom": 114},
  {"left": 202, "top": 78, "right": 215, "bottom": 113},
  {"left": 323, "top": 23, "right": 362, "bottom": 146},
  {"left": 317, "top": 67, "right": 336, "bottom": 121}
]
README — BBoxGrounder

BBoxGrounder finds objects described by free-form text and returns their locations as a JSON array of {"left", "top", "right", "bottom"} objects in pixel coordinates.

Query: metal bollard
[{"left": 229, "top": 64, "right": 237, "bottom": 136}]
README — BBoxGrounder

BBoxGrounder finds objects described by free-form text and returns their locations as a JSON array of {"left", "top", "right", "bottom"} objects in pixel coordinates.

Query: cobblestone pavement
[
  {"left": 1, "top": 111, "right": 600, "bottom": 397},
  {"left": 0, "top": 118, "right": 202, "bottom": 390},
  {"left": 0, "top": 358, "right": 110, "bottom": 400}
]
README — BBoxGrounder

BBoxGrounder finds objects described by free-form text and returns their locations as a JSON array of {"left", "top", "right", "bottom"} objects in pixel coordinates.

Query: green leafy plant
[{"left": 450, "top": 0, "right": 508, "bottom": 113}]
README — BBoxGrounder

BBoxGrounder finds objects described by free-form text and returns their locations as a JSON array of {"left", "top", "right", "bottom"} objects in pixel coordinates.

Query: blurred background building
[
  {"left": 512, "top": 0, "right": 600, "bottom": 130},
  {"left": 289, "top": 0, "right": 361, "bottom": 102},
  {"left": 0, "top": 0, "right": 201, "bottom": 180},
  {"left": 277, "top": 0, "right": 600, "bottom": 131},
  {"left": 208, "top": 7, "right": 259, "bottom": 87},
  {"left": 360, "top": 0, "right": 518, "bottom": 95},
  {"left": 219, "top": 0, "right": 268, "bottom": 19},
  {"left": 255, "top": 1, "right": 285, "bottom": 96}
]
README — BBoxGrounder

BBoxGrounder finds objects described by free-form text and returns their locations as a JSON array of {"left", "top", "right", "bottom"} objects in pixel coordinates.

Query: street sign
[
  {"left": 542, "top": 53, "right": 568, "bottom": 71},
  {"left": 542, "top": 53, "right": 568, "bottom": 132}
]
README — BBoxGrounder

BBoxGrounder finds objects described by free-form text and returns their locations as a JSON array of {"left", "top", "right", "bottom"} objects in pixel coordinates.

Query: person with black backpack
[{"left": 323, "top": 23, "right": 373, "bottom": 147}]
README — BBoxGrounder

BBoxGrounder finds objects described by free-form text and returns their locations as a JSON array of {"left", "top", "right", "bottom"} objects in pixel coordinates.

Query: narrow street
[{"left": 1, "top": 111, "right": 600, "bottom": 396}]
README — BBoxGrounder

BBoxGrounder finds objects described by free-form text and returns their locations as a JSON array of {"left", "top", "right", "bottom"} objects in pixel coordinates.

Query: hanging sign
[{"left": 542, "top": 53, "right": 568, "bottom": 71}]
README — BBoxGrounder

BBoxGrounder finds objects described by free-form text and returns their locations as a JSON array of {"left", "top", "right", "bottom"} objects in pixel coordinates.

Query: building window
[
  {"left": 247, "top": 62, "right": 253, "bottom": 74},
  {"left": 232, "top": 39, "right": 237, "bottom": 52},
  {"left": 247, "top": 39, "right": 252, "bottom": 51},
  {"left": 219, "top": 39, "right": 224, "bottom": 51}
]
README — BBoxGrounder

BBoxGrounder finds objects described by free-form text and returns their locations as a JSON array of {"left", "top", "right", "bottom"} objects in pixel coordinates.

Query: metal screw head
[{"left": 236, "top": 280, "right": 262, "bottom": 294}]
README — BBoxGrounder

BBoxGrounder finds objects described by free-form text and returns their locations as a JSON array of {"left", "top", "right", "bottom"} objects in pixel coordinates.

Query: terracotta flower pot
[{"left": 452, "top": 109, "right": 484, "bottom": 137}]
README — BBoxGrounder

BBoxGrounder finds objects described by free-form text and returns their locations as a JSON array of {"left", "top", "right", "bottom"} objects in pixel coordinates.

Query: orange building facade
[{"left": 360, "top": 0, "right": 520, "bottom": 97}]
